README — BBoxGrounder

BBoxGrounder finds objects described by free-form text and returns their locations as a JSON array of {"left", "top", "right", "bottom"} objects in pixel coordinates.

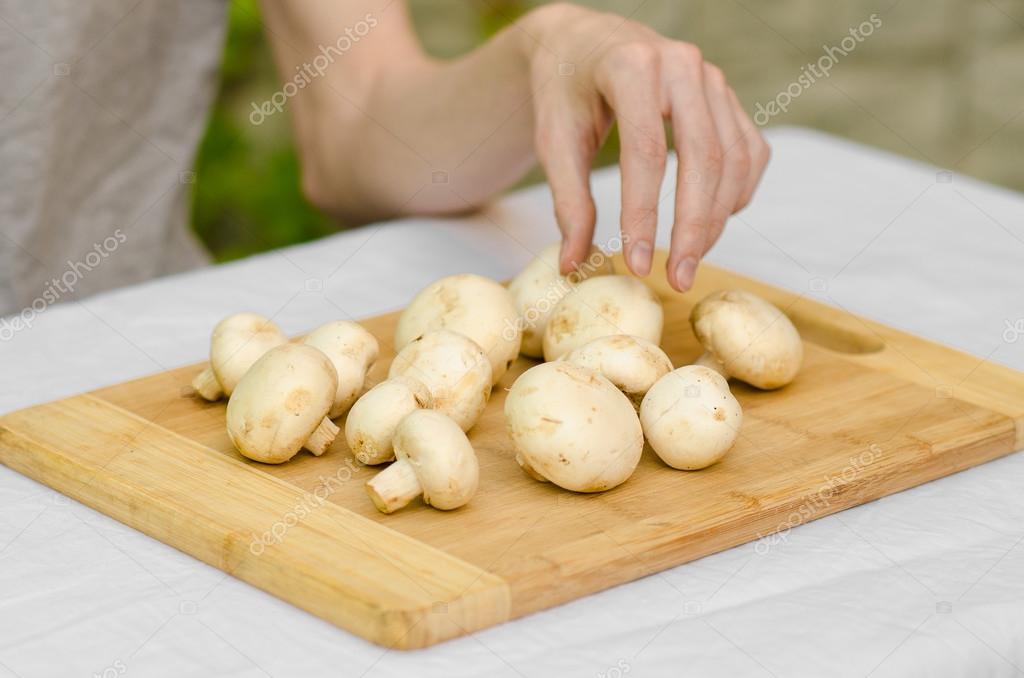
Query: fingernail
[
  {"left": 675, "top": 256, "right": 698, "bottom": 290},
  {"left": 628, "top": 241, "right": 652, "bottom": 277}
]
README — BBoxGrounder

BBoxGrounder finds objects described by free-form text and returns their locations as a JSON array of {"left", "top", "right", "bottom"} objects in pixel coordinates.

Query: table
[{"left": 1, "top": 127, "right": 1022, "bottom": 677}]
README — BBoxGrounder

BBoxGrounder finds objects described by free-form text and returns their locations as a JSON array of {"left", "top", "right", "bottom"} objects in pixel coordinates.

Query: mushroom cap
[
  {"left": 209, "top": 312, "right": 287, "bottom": 395},
  {"left": 302, "top": 320, "right": 380, "bottom": 418},
  {"left": 226, "top": 344, "right": 338, "bottom": 464},
  {"left": 391, "top": 409, "right": 479, "bottom": 509},
  {"left": 563, "top": 334, "right": 673, "bottom": 408},
  {"left": 689, "top": 289, "right": 803, "bottom": 389},
  {"left": 344, "top": 376, "right": 433, "bottom": 465},
  {"left": 388, "top": 330, "right": 492, "bottom": 431},
  {"left": 508, "top": 243, "right": 614, "bottom": 358},
  {"left": 640, "top": 365, "right": 742, "bottom": 470},
  {"left": 542, "top": 275, "right": 663, "bottom": 361},
  {"left": 504, "top": 361, "right": 643, "bottom": 492},
  {"left": 394, "top": 273, "right": 521, "bottom": 384}
]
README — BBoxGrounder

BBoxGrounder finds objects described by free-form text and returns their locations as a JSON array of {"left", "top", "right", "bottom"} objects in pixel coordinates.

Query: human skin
[{"left": 259, "top": 1, "right": 769, "bottom": 291}]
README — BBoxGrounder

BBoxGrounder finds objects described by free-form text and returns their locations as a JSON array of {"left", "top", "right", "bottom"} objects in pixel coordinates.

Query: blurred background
[{"left": 192, "top": 0, "right": 1024, "bottom": 261}]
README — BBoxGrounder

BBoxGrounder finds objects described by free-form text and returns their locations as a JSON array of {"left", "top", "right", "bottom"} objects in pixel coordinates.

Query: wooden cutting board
[{"left": 2, "top": 256, "right": 1022, "bottom": 650}]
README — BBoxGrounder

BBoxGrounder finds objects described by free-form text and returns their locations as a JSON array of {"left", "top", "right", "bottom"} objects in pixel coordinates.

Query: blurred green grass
[{"left": 190, "top": 0, "right": 335, "bottom": 261}]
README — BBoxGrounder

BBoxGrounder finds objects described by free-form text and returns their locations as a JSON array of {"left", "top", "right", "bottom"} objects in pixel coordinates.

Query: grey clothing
[{"left": 0, "top": 0, "right": 227, "bottom": 315}]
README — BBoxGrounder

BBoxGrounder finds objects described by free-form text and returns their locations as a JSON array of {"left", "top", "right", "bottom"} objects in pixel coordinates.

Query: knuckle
[
  {"left": 703, "top": 141, "right": 724, "bottom": 174},
  {"left": 631, "top": 132, "right": 668, "bottom": 165},
  {"left": 555, "top": 196, "right": 595, "bottom": 225},
  {"left": 751, "top": 137, "right": 771, "bottom": 168},
  {"left": 664, "top": 42, "right": 703, "bottom": 67},
  {"left": 728, "top": 148, "right": 752, "bottom": 179},
  {"left": 604, "top": 41, "right": 660, "bottom": 72},
  {"left": 622, "top": 206, "right": 657, "bottom": 230},
  {"left": 702, "top": 62, "right": 726, "bottom": 89},
  {"left": 678, "top": 219, "right": 710, "bottom": 245}
]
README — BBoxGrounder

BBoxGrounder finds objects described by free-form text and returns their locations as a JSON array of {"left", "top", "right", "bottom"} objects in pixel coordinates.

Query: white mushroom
[
  {"left": 365, "top": 409, "right": 479, "bottom": 513},
  {"left": 388, "top": 329, "right": 492, "bottom": 431},
  {"left": 690, "top": 289, "right": 803, "bottom": 389},
  {"left": 301, "top": 320, "right": 380, "bottom": 418},
  {"left": 507, "top": 243, "right": 614, "bottom": 358},
  {"left": 640, "top": 365, "right": 742, "bottom": 470},
  {"left": 344, "top": 376, "right": 433, "bottom": 465},
  {"left": 563, "top": 334, "right": 673, "bottom": 409},
  {"left": 394, "top": 273, "right": 521, "bottom": 384},
  {"left": 192, "top": 312, "right": 287, "bottom": 400},
  {"left": 542, "top": 275, "right": 663, "bottom": 361},
  {"left": 226, "top": 344, "right": 340, "bottom": 463},
  {"left": 504, "top": 361, "right": 643, "bottom": 492}
]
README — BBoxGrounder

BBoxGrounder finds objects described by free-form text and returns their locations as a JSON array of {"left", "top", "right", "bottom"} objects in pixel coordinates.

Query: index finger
[{"left": 663, "top": 45, "right": 723, "bottom": 291}]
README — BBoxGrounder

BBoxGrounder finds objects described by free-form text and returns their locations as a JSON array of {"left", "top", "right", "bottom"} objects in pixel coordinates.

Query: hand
[{"left": 520, "top": 4, "right": 770, "bottom": 291}]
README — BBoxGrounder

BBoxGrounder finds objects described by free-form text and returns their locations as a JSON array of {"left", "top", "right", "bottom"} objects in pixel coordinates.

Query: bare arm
[{"left": 260, "top": 1, "right": 769, "bottom": 291}]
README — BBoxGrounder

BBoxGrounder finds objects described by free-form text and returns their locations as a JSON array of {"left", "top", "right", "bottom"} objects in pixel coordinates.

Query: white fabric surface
[{"left": 1, "top": 127, "right": 1023, "bottom": 677}]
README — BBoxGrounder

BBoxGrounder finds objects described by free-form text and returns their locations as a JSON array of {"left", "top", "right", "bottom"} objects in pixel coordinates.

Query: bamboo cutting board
[{"left": 1, "top": 256, "right": 1023, "bottom": 650}]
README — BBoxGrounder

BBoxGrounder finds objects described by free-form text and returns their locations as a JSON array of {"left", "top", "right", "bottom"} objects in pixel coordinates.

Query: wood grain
[
  {"left": 0, "top": 395, "right": 509, "bottom": 649},
  {"left": 1, "top": 259, "right": 1021, "bottom": 648}
]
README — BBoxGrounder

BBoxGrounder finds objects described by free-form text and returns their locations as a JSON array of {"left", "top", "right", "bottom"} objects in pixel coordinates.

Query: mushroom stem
[
  {"left": 191, "top": 367, "right": 224, "bottom": 401},
  {"left": 304, "top": 417, "right": 340, "bottom": 456},
  {"left": 365, "top": 459, "right": 422, "bottom": 514},
  {"left": 694, "top": 352, "right": 728, "bottom": 379}
]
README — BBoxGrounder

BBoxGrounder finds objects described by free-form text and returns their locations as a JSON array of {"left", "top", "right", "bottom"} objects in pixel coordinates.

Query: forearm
[
  {"left": 262, "top": 1, "right": 538, "bottom": 223},
  {"left": 342, "top": 28, "right": 536, "bottom": 219},
  {"left": 262, "top": 2, "right": 769, "bottom": 292}
]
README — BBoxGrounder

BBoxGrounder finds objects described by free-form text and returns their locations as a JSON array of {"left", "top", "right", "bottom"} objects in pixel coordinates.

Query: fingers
[
  {"left": 534, "top": 92, "right": 600, "bottom": 275},
  {"left": 662, "top": 44, "right": 722, "bottom": 291},
  {"left": 727, "top": 86, "right": 771, "bottom": 211},
  {"left": 595, "top": 43, "right": 668, "bottom": 277},
  {"left": 700, "top": 63, "right": 749, "bottom": 256}
]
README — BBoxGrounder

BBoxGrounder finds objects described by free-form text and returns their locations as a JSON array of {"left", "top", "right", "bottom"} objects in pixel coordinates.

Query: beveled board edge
[
  {"left": 501, "top": 410, "right": 1019, "bottom": 616},
  {"left": 0, "top": 394, "right": 510, "bottom": 650},
  {"left": 622, "top": 256, "right": 1024, "bottom": 447}
]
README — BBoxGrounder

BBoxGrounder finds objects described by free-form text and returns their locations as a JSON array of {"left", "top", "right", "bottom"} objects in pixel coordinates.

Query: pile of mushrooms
[
  {"left": 502, "top": 245, "right": 803, "bottom": 492},
  {"left": 190, "top": 245, "right": 803, "bottom": 513},
  {"left": 214, "top": 317, "right": 382, "bottom": 464}
]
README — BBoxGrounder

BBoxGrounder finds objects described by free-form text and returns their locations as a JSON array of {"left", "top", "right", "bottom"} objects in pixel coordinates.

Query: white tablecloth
[{"left": 1, "top": 127, "right": 1022, "bottom": 678}]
